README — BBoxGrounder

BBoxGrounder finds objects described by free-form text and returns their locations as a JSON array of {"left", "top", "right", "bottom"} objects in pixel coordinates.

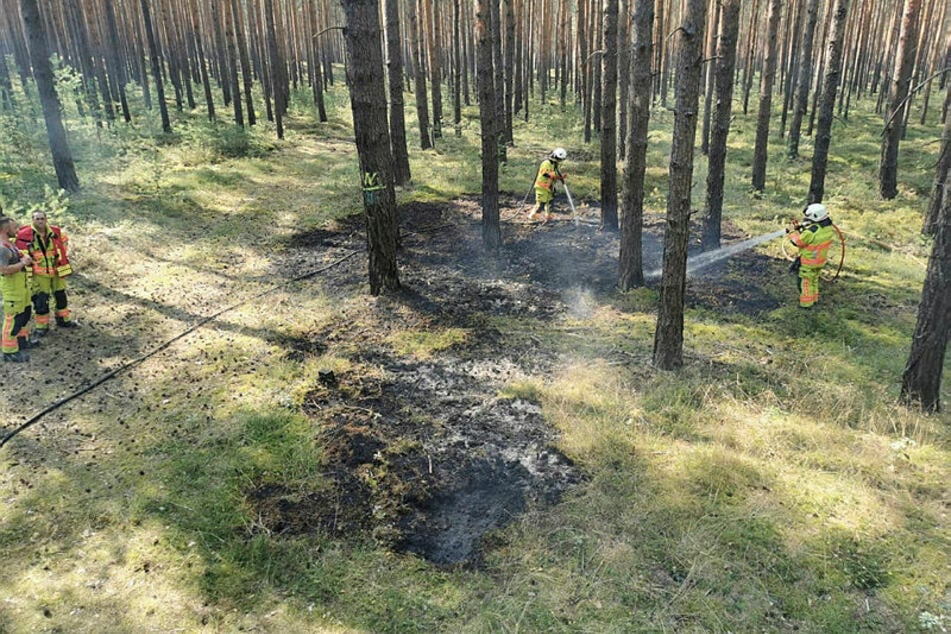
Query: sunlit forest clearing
[{"left": 1, "top": 0, "right": 949, "bottom": 632}]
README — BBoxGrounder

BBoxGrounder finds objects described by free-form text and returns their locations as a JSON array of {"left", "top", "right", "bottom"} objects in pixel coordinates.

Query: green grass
[{"left": 0, "top": 68, "right": 948, "bottom": 633}]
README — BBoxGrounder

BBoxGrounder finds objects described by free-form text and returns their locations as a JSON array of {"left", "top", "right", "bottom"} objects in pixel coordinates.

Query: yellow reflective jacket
[
  {"left": 790, "top": 220, "right": 836, "bottom": 271},
  {"left": 534, "top": 159, "right": 563, "bottom": 191}
]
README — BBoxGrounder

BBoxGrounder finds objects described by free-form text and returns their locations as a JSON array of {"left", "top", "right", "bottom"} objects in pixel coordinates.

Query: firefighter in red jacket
[{"left": 15, "top": 210, "right": 77, "bottom": 335}]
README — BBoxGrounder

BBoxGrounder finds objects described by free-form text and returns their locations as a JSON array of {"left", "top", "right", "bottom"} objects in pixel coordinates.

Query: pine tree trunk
[
  {"left": 600, "top": 0, "right": 619, "bottom": 231},
  {"left": 20, "top": 0, "right": 80, "bottom": 191},
  {"left": 788, "top": 0, "right": 820, "bottom": 158},
  {"left": 305, "top": 0, "right": 327, "bottom": 122},
  {"left": 491, "top": 0, "right": 506, "bottom": 162},
  {"left": 808, "top": 0, "right": 850, "bottom": 204},
  {"left": 140, "top": 0, "right": 172, "bottom": 132},
  {"left": 701, "top": 0, "right": 741, "bottom": 250},
  {"left": 453, "top": 0, "right": 463, "bottom": 127},
  {"left": 616, "top": 0, "right": 630, "bottom": 160},
  {"left": 264, "top": 0, "right": 284, "bottom": 139},
  {"left": 231, "top": 0, "right": 257, "bottom": 126},
  {"left": 503, "top": 0, "right": 515, "bottom": 144},
  {"left": 750, "top": 0, "right": 782, "bottom": 193},
  {"left": 900, "top": 165, "right": 951, "bottom": 412},
  {"left": 653, "top": 0, "right": 707, "bottom": 370},
  {"left": 618, "top": 0, "right": 654, "bottom": 291},
  {"left": 923, "top": 84, "right": 951, "bottom": 235},
  {"left": 211, "top": 0, "right": 232, "bottom": 108},
  {"left": 223, "top": 0, "right": 244, "bottom": 126},
  {"left": 879, "top": 0, "right": 922, "bottom": 200},
  {"left": 341, "top": 0, "right": 401, "bottom": 295},
  {"left": 476, "top": 0, "right": 501, "bottom": 251},
  {"left": 408, "top": 0, "right": 432, "bottom": 149},
  {"left": 700, "top": 0, "right": 720, "bottom": 155},
  {"left": 424, "top": 0, "right": 443, "bottom": 139},
  {"left": 383, "top": 0, "right": 411, "bottom": 185},
  {"left": 191, "top": 1, "right": 216, "bottom": 122}
]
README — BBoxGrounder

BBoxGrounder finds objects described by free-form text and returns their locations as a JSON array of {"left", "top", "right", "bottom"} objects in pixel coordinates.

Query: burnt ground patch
[{"left": 253, "top": 196, "right": 784, "bottom": 565}]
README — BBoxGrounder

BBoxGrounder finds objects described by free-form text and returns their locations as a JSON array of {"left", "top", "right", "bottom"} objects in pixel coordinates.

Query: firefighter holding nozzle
[
  {"left": 787, "top": 203, "right": 837, "bottom": 309},
  {"left": 528, "top": 147, "right": 568, "bottom": 224}
]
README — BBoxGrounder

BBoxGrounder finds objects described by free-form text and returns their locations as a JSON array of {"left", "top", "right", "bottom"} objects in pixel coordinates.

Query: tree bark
[
  {"left": 341, "top": 0, "right": 401, "bottom": 295},
  {"left": 424, "top": 0, "right": 443, "bottom": 139},
  {"left": 750, "top": 0, "right": 783, "bottom": 192},
  {"left": 19, "top": 0, "right": 80, "bottom": 191},
  {"left": 476, "top": 0, "right": 501, "bottom": 251},
  {"left": 701, "top": 0, "right": 741, "bottom": 250},
  {"left": 879, "top": 0, "right": 922, "bottom": 200},
  {"left": 900, "top": 164, "right": 951, "bottom": 412},
  {"left": 453, "top": 0, "right": 463, "bottom": 127},
  {"left": 503, "top": 0, "right": 516, "bottom": 144},
  {"left": 264, "top": 0, "right": 285, "bottom": 139},
  {"left": 653, "top": 0, "right": 707, "bottom": 370},
  {"left": 923, "top": 84, "right": 951, "bottom": 234},
  {"left": 808, "top": 0, "right": 850, "bottom": 204},
  {"left": 408, "top": 0, "right": 432, "bottom": 149},
  {"left": 700, "top": 0, "right": 720, "bottom": 155},
  {"left": 231, "top": 0, "right": 257, "bottom": 126},
  {"left": 383, "top": 0, "right": 411, "bottom": 185},
  {"left": 788, "top": 0, "right": 820, "bottom": 158},
  {"left": 600, "top": 0, "right": 619, "bottom": 231},
  {"left": 139, "top": 0, "right": 171, "bottom": 133},
  {"left": 223, "top": 0, "right": 244, "bottom": 126},
  {"left": 618, "top": 0, "right": 654, "bottom": 291}
]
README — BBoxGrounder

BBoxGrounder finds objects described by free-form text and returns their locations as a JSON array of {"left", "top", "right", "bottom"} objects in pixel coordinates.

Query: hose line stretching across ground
[{"left": 0, "top": 250, "right": 361, "bottom": 450}]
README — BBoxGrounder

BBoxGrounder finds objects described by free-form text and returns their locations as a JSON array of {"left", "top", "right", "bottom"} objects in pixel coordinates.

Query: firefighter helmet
[
  {"left": 804, "top": 203, "right": 829, "bottom": 222},
  {"left": 550, "top": 147, "right": 567, "bottom": 161}
]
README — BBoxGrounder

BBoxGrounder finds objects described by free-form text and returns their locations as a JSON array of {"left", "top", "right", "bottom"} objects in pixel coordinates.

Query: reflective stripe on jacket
[
  {"left": 534, "top": 159, "right": 562, "bottom": 191},
  {"left": 790, "top": 222, "right": 836, "bottom": 269},
  {"left": 15, "top": 224, "right": 69, "bottom": 277}
]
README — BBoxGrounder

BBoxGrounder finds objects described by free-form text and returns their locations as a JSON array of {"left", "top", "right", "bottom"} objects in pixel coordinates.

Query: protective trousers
[
  {"left": 32, "top": 274, "right": 69, "bottom": 331},
  {"left": 798, "top": 267, "right": 820, "bottom": 308},
  {"left": 2, "top": 299, "right": 31, "bottom": 354}
]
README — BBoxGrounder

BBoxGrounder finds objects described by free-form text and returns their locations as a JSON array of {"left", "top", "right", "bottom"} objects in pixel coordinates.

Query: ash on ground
[{"left": 255, "top": 195, "right": 782, "bottom": 565}]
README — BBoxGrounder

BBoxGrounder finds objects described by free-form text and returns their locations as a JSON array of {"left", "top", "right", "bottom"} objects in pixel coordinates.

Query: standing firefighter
[
  {"left": 0, "top": 215, "right": 37, "bottom": 362},
  {"left": 787, "top": 203, "right": 837, "bottom": 308},
  {"left": 16, "top": 210, "right": 76, "bottom": 334},
  {"left": 529, "top": 147, "right": 568, "bottom": 223}
]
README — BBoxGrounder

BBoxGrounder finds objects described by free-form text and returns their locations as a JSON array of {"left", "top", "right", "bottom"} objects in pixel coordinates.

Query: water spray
[
  {"left": 643, "top": 218, "right": 846, "bottom": 282},
  {"left": 644, "top": 229, "right": 787, "bottom": 281},
  {"left": 563, "top": 181, "right": 579, "bottom": 227}
]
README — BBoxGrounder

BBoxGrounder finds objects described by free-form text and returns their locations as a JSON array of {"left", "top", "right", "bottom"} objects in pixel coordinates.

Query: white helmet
[
  {"left": 550, "top": 147, "right": 567, "bottom": 161},
  {"left": 804, "top": 203, "right": 829, "bottom": 222}
]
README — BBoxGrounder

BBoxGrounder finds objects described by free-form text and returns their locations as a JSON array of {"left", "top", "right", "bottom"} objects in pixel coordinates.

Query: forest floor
[
  {"left": 1, "top": 193, "right": 781, "bottom": 569},
  {"left": 2, "top": 93, "right": 947, "bottom": 633},
  {"left": 238, "top": 194, "right": 782, "bottom": 566}
]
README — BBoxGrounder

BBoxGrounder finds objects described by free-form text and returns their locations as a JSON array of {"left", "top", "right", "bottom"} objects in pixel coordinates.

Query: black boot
[
  {"left": 56, "top": 316, "right": 78, "bottom": 329},
  {"left": 18, "top": 336, "right": 38, "bottom": 350},
  {"left": 3, "top": 350, "right": 29, "bottom": 363}
]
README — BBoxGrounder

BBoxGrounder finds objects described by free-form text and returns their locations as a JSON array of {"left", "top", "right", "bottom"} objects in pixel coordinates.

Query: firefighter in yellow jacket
[
  {"left": 787, "top": 203, "right": 837, "bottom": 308},
  {"left": 528, "top": 147, "right": 567, "bottom": 223},
  {"left": 0, "top": 215, "right": 36, "bottom": 362},
  {"left": 16, "top": 210, "right": 77, "bottom": 335}
]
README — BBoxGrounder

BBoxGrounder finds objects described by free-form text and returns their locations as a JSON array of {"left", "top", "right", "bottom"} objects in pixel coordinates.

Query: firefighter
[
  {"left": 0, "top": 215, "right": 36, "bottom": 362},
  {"left": 787, "top": 203, "right": 837, "bottom": 309},
  {"left": 16, "top": 210, "right": 77, "bottom": 335},
  {"left": 528, "top": 147, "right": 567, "bottom": 223}
]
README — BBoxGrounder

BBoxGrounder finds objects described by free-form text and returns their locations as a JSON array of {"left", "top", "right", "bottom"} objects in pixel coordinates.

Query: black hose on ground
[{"left": 0, "top": 250, "right": 360, "bottom": 450}]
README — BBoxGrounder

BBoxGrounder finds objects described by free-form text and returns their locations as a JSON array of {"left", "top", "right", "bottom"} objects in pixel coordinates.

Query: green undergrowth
[{"left": 0, "top": 68, "right": 948, "bottom": 633}]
